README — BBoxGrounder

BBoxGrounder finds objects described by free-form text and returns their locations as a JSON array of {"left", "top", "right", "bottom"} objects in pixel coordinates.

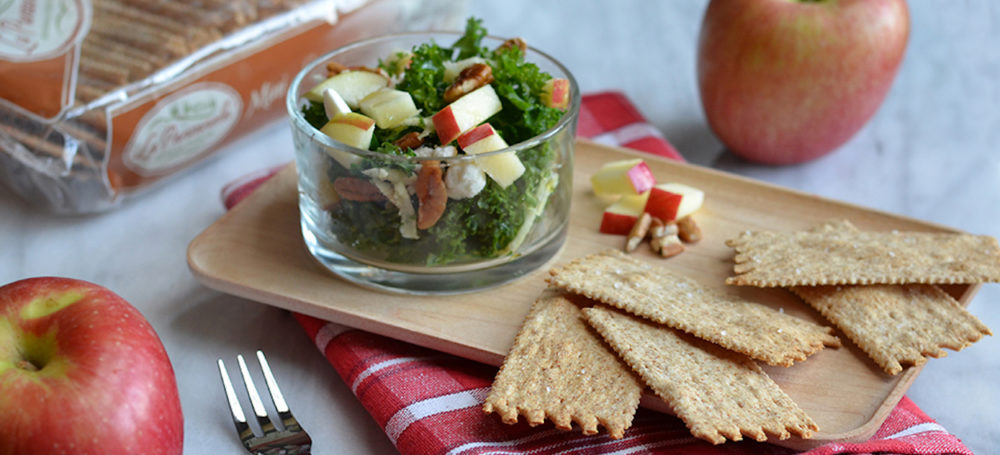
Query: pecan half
[
  {"left": 443, "top": 63, "right": 493, "bottom": 103},
  {"left": 415, "top": 161, "right": 447, "bottom": 229},
  {"left": 332, "top": 177, "right": 386, "bottom": 202}
]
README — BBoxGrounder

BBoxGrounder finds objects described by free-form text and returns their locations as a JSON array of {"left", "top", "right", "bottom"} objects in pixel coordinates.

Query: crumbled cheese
[
  {"left": 444, "top": 160, "right": 486, "bottom": 199},
  {"left": 414, "top": 145, "right": 458, "bottom": 159}
]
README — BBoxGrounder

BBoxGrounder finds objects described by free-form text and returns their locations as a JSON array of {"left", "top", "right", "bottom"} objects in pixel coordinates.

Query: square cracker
[
  {"left": 546, "top": 249, "right": 840, "bottom": 367},
  {"left": 726, "top": 219, "right": 1000, "bottom": 287},
  {"left": 791, "top": 284, "right": 993, "bottom": 375},
  {"left": 483, "top": 292, "right": 643, "bottom": 439},
  {"left": 583, "top": 306, "right": 818, "bottom": 444}
]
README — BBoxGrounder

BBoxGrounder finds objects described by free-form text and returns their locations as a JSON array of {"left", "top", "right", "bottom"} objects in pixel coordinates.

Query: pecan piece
[
  {"left": 625, "top": 212, "right": 652, "bottom": 253},
  {"left": 393, "top": 131, "right": 424, "bottom": 150},
  {"left": 415, "top": 161, "right": 447, "bottom": 229},
  {"left": 326, "top": 60, "right": 348, "bottom": 76},
  {"left": 443, "top": 63, "right": 493, "bottom": 103},
  {"left": 677, "top": 216, "right": 702, "bottom": 243},
  {"left": 332, "top": 177, "right": 386, "bottom": 202},
  {"left": 497, "top": 37, "right": 527, "bottom": 53},
  {"left": 649, "top": 220, "right": 685, "bottom": 258}
]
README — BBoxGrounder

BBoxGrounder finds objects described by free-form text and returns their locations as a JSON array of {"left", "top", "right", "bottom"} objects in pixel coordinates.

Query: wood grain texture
[{"left": 187, "top": 139, "right": 981, "bottom": 450}]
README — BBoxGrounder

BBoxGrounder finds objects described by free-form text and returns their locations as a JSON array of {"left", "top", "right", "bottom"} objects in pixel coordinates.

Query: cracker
[
  {"left": 483, "top": 293, "right": 642, "bottom": 439},
  {"left": 546, "top": 250, "right": 840, "bottom": 366},
  {"left": 791, "top": 284, "right": 992, "bottom": 375},
  {"left": 726, "top": 219, "right": 1000, "bottom": 287},
  {"left": 583, "top": 306, "right": 818, "bottom": 444}
]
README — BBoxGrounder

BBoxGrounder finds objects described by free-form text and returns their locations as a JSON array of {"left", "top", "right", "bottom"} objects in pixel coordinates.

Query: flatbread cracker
[
  {"left": 546, "top": 249, "right": 840, "bottom": 366},
  {"left": 483, "top": 293, "right": 642, "bottom": 439},
  {"left": 792, "top": 284, "right": 992, "bottom": 375},
  {"left": 726, "top": 219, "right": 1000, "bottom": 287},
  {"left": 583, "top": 306, "right": 818, "bottom": 444}
]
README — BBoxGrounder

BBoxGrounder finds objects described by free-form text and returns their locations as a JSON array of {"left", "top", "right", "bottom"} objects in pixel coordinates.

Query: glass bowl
[{"left": 286, "top": 32, "right": 579, "bottom": 294}]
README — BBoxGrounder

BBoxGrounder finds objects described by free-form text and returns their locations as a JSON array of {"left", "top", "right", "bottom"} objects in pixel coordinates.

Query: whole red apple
[
  {"left": 0, "top": 277, "right": 183, "bottom": 455},
  {"left": 697, "top": 0, "right": 909, "bottom": 164}
]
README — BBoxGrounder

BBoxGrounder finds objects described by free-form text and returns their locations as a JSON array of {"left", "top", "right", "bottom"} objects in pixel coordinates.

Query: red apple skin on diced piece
[
  {"left": 320, "top": 112, "right": 376, "bottom": 168},
  {"left": 542, "top": 78, "right": 570, "bottom": 109},
  {"left": 600, "top": 211, "right": 639, "bottom": 236},
  {"left": 599, "top": 194, "right": 649, "bottom": 235},
  {"left": 643, "top": 186, "right": 684, "bottom": 222},
  {"left": 456, "top": 123, "right": 498, "bottom": 149},
  {"left": 432, "top": 84, "right": 502, "bottom": 145},
  {"left": 657, "top": 182, "right": 705, "bottom": 220},
  {"left": 320, "top": 112, "right": 376, "bottom": 149},
  {"left": 457, "top": 123, "right": 525, "bottom": 188},
  {"left": 590, "top": 159, "right": 657, "bottom": 197}
]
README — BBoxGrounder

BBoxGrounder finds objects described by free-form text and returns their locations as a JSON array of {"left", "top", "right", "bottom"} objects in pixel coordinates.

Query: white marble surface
[{"left": 2, "top": 1, "right": 998, "bottom": 453}]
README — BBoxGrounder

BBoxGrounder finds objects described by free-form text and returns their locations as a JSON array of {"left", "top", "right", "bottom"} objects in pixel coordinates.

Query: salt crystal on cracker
[
  {"left": 483, "top": 292, "right": 642, "bottom": 439},
  {"left": 792, "top": 284, "right": 992, "bottom": 375},
  {"left": 546, "top": 249, "right": 840, "bottom": 367},
  {"left": 583, "top": 306, "right": 818, "bottom": 444},
  {"left": 726, "top": 219, "right": 1000, "bottom": 287}
]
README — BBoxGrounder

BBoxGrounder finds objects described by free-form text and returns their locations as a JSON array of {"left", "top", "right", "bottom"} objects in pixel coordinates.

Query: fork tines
[{"left": 218, "top": 350, "right": 312, "bottom": 455}]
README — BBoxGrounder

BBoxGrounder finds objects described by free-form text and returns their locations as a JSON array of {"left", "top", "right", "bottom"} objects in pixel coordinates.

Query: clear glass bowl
[{"left": 286, "top": 32, "right": 580, "bottom": 295}]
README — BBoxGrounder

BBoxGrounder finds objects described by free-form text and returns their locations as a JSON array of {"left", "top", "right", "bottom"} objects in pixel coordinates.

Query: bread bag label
[
  {"left": 123, "top": 82, "right": 243, "bottom": 175},
  {"left": 0, "top": 0, "right": 90, "bottom": 118}
]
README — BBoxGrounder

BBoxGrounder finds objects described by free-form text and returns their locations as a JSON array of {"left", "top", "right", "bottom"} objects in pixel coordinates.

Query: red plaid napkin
[{"left": 223, "top": 92, "right": 973, "bottom": 455}]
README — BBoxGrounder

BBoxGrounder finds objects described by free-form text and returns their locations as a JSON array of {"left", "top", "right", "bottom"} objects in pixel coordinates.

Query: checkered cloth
[{"left": 223, "top": 92, "right": 973, "bottom": 455}]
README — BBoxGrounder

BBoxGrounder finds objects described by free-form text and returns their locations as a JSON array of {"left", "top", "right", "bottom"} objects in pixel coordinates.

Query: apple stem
[{"left": 15, "top": 358, "right": 40, "bottom": 372}]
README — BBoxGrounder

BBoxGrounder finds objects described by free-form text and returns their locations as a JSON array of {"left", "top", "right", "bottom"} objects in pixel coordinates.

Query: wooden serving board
[{"left": 188, "top": 139, "right": 978, "bottom": 450}]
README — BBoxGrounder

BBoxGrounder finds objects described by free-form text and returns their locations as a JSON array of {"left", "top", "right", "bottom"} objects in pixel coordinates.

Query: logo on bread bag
[
  {"left": 0, "top": 0, "right": 90, "bottom": 60},
  {"left": 124, "top": 82, "right": 242, "bottom": 175}
]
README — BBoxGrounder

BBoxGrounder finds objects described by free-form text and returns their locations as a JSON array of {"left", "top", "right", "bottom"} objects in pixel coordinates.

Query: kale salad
[{"left": 299, "top": 18, "right": 574, "bottom": 267}]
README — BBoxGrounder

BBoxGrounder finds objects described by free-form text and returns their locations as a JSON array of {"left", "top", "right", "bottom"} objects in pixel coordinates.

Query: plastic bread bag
[{"left": 0, "top": 0, "right": 466, "bottom": 213}]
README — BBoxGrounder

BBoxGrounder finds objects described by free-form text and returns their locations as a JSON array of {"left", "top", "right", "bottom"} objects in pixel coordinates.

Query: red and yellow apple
[
  {"left": 457, "top": 123, "right": 525, "bottom": 188},
  {"left": 432, "top": 84, "right": 502, "bottom": 145},
  {"left": 321, "top": 112, "right": 376, "bottom": 168},
  {"left": 590, "top": 158, "right": 656, "bottom": 197},
  {"left": 599, "top": 193, "right": 649, "bottom": 235},
  {"left": 697, "top": 0, "right": 909, "bottom": 164},
  {"left": 642, "top": 182, "right": 705, "bottom": 223},
  {"left": 541, "top": 78, "right": 570, "bottom": 110},
  {"left": 0, "top": 277, "right": 183, "bottom": 455}
]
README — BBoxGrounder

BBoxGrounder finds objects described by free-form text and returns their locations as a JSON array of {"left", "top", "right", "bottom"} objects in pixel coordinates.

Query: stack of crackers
[
  {"left": 484, "top": 219, "right": 997, "bottom": 445},
  {"left": 727, "top": 219, "right": 996, "bottom": 376}
]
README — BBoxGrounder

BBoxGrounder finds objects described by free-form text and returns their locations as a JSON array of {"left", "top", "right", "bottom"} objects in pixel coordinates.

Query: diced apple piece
[
  {"left": 432, "top": 84, "right": 502, "bottom": 145},
  {"left": 643, "top": 185, "right": 683, "bottom": 223},
  {"left": 322, "top": 88, "right": 351, "bottom": 119},
  {"left": 541, "top": 78, "right": 570, "bottom": 109},
  {"left": 590, "top": 158, "right": 656, "bottom": 197},
  {"left": 359, "top": 88, "right": 419, "bottom": 129},
  {"left": 443, "top": 57, "right": 487, "bottom": 82},
  {"left": 457, "top": 123, "right": 524, "bottom": 188},
  {"left": 656, "top": 182, "right": 705, "bottom": 220},
  {"left": 643, "top": 183, "right": 704, "bottom": 222},
  {"left": 384, "top": 50, "right": 412, "bottom": 75},
  {"left": 319, "top": 112, "right": 375, "bottom": 168},
  {"left": 305, "top": 70, "right": 390, "bottom": 108},
  {"left": 599, "top": 193, "right": 650, "bottom": 235}
]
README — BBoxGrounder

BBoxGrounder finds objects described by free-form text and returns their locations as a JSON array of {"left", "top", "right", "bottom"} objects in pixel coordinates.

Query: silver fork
[{"left": 218, "top": 350, "right": 312, "bottom": 454}]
